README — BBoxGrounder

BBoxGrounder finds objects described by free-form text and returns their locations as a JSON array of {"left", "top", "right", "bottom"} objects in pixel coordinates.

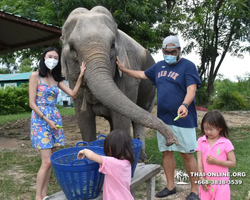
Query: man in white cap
[{"left": 116, "top": 35, "right": 200, "bottom": 200}]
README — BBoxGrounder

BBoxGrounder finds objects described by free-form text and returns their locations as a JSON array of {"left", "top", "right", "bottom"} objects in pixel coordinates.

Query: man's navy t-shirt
[{"left": 145, "top": 58, "right": 201, "bottom": 128}]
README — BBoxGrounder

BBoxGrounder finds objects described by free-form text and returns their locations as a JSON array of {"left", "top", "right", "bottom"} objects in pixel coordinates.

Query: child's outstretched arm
[
  {"left": 77, "top": 149, "right": 103, "bottom": 164},
  {"left": 206, "top": 151, "right": 236, "bottom": 168}
]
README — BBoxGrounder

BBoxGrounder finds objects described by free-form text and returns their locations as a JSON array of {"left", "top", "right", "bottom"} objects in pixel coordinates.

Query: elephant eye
[
  {"left": 69, "top": 44, "right": 78, "bottom": 61},
  {"left": 69, "top": 44, "right": 75, "bottom": 51},
  {"left": 111, "top": 43, "right": 115, "bottom": 49}
]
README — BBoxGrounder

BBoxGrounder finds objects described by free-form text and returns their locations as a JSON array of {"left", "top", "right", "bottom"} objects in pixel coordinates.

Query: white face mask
[{"left": 44, "top": 58, "right": 58, "bottom": 70}]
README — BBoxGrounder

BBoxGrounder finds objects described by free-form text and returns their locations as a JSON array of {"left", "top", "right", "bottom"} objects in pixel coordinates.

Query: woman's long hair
[{"left": 38, "top": 47, "right": 63, "bottom": 82}]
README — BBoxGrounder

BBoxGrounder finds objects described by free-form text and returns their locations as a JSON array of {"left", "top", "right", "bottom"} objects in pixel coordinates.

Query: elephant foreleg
[{"left": 75, "top": 103, "right": 97, "bottom": 143}]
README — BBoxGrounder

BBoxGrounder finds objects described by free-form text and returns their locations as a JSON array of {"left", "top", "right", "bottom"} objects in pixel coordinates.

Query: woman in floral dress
[{"left": 29, "top": 47, "right": 86, "bottom": 200}]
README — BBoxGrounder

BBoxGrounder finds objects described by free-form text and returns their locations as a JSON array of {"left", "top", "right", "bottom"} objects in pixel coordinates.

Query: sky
[{"left": 152, "top": 40, "right": 250, "bottom": 82}]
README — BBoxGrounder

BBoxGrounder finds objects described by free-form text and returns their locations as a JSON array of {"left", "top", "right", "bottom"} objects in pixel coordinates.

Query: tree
[
  {"left": 18, "top": 58, "right": 34, "bottom": 72},
  {"left": 0, "top": 68, "right": 12, "bottom": 74},
  {"left": 0, "top": 0, "right": 183, "bottom": 71},
  {"left": 179, "top": 0, "right": 250, "bottom": 103}
]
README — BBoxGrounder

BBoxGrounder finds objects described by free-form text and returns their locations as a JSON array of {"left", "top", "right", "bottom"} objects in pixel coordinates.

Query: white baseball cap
[{"left": 162, "top": 35, "right": 180, "bottom": 49}]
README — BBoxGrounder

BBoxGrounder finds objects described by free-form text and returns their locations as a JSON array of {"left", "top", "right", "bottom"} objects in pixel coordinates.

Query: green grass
[
  {"left": 0, "top": 107, "right": 75, "bottom": 125},
  {"left": 0, "top": 148, "right": 61, "bottom": 200},
  {"left": 227, "top": 127, "right": 250, "bottom": 199},
  {"left": 145, "top": 127, "right": 250, "bottom": 200},
  {"left": 0, "top": 107, "right": 75, "bottom": 199},
  {"left": 0, "top": 112, "right": 31, "bottom": 125},
  {"left": 145, "top": 136, "right": 186, "bottom": 171},
  {"left": 57, "top": 106, "right": 75, "bottom": 116}
]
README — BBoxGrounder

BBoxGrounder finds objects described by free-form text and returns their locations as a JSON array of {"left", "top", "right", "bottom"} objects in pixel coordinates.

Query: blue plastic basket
[
  {"left": 90, "top": 134, "right": 142, "bottom": 177},
  {"left": 50, "top": 142, "right": 105, "bottom": 200}
]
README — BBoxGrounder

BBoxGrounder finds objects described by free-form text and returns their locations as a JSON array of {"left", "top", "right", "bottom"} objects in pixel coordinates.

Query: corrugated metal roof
[
  {"left": 0, "top": 10, "right": 61, "bottom": 54},
  {"left": 0, "top": 72, "right": 31, "bottom": 81}
]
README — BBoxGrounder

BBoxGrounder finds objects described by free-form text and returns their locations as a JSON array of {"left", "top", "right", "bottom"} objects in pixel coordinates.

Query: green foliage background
[
  {"left": 0, "top": 83, "right": 31, "bottom": 115},
  {"left": 208, "top": 75, "right": 250, "bottom": 111}
]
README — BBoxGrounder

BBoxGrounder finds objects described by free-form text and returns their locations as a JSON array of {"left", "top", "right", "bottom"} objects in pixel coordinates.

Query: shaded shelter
[{"left": 0, "top": 10, "right": 61, "bottom": 54}]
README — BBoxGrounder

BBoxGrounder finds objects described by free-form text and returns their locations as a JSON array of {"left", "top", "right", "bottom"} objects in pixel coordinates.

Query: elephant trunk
[{"left": 84, "top": 55, "right": 178, "bottom": 146}]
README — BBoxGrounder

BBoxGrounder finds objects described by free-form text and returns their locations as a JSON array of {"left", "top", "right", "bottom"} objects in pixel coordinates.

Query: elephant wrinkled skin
[{"left": 61, "top": 6, "right": 178, "bottom": 161}]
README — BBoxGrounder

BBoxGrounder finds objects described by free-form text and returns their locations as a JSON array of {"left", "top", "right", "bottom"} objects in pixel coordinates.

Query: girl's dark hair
[
  {"left": 201, "top": 110, "right": 229, "bottom": 138},
  {"left": 104, "top": 129, "right": 134, "bottom": 164},
  {"left": 38, "top": 47, "right": 63, "bottom": 82}
]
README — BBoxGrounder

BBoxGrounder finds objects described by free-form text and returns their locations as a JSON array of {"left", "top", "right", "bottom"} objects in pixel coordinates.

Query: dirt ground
[
  {"left": 0, "top": 106, "right": 250, "bottom": 199},
  {"left": 1, "top": 105, "right": 249, "bottom": 149}
]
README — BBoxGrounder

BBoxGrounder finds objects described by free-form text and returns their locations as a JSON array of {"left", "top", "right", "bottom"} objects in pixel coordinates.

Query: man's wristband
[
  {"left": 182, "top": 103, "right": 189, "bottom": 109},
  {"left": 41, "top": 114, "right": 45, "bottom": 119}
]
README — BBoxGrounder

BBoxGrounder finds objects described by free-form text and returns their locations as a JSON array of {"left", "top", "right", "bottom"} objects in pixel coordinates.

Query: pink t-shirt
[
  {"left": 99, "top": 156, "right": 134, "bottom": 200},
  {"left": 196, "top": 135, "right": 234, "bottom": 181}
]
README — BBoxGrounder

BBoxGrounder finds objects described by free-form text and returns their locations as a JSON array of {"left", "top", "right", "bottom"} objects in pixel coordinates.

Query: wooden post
[{"left": 146, "top": 176, "right": 155, "bottom": 200}]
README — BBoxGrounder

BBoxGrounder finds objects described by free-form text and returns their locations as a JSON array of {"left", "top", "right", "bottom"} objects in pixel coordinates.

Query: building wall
[{"left": 57, "top": 80, "right": 73, "bottom": 106}]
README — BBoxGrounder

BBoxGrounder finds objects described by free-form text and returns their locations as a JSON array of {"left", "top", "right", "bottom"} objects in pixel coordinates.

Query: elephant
[{"left": 61, "top": 6, "right": 178, "bottom": 161}]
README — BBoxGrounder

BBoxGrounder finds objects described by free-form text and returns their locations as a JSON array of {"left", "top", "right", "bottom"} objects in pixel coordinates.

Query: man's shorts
[{"left": 157, "top": 125, "right": 197, "bottom": 153}]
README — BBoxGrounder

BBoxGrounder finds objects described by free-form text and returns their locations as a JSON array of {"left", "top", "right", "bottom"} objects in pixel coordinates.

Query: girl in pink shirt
[
  {"left": 78, "top": 129, "right": 134, "bottom": 200},
  {"left": 196, "top": 110, "right": 236, "bottom": 200}
]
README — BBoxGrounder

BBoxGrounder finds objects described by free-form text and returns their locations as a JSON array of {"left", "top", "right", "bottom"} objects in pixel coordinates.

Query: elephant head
[{"left": 61, "top": 6, "right": 177, "bottom": 146}]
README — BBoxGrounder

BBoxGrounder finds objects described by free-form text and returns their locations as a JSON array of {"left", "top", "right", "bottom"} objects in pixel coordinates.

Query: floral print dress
[{"left": 30, "top": 75, "right": 65, "bottom": 149}]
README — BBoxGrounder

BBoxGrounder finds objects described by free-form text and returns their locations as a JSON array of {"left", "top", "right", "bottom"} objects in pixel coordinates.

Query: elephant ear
[
  {"left": 116, "top": 32, "right": 131, "bottom": 77},
  {"left": 61, "top": 48, "right": 69, "bottom": 80},
  {"left": 60, "top": 7, "right": 89, "bottom": 80}
]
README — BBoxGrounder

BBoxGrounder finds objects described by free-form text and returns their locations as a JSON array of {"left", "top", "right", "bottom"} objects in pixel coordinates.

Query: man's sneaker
[
  {"left": 155, "top": 187, "right": 176, "bottom": 198},
  {"left": 186, "top": 192, "right": 199, "bottom": 200}
]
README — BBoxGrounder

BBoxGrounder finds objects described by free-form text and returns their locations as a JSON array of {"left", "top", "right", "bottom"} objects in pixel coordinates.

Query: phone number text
[{"left": 196, "top": 180, "right": 242, "bottom": 185}]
